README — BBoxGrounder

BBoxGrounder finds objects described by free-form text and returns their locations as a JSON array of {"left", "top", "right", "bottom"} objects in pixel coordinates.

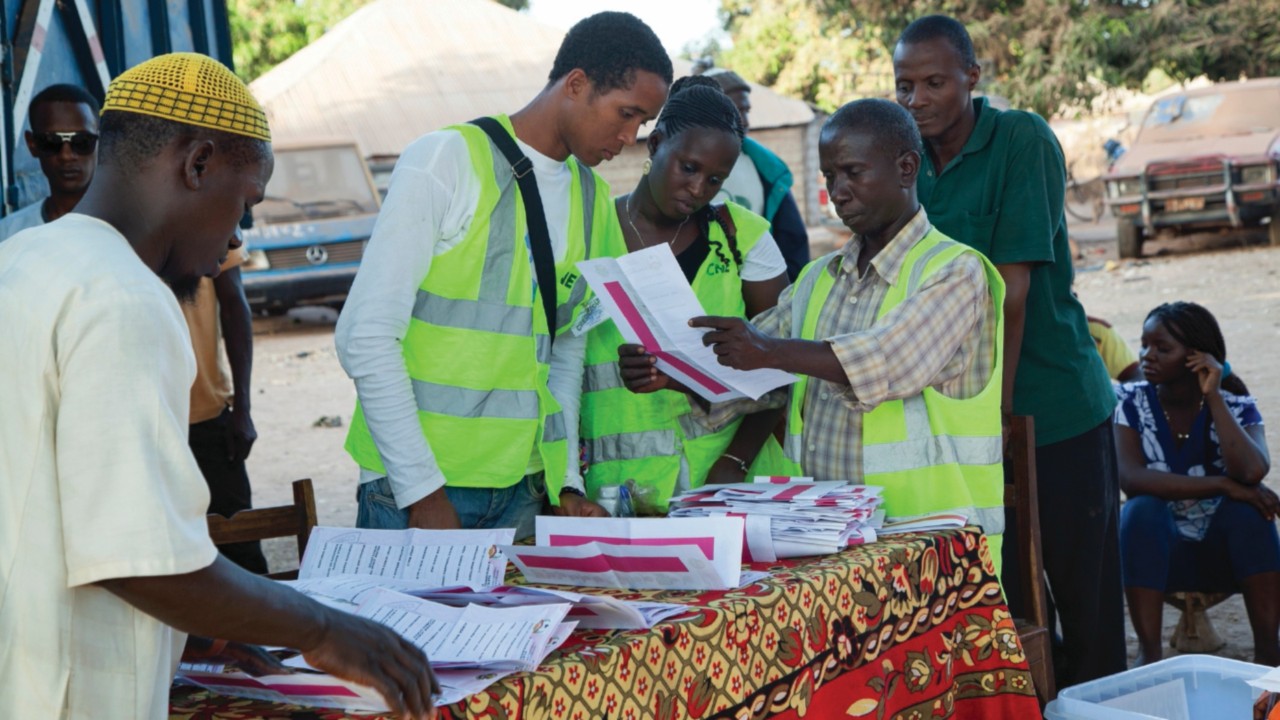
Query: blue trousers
[
  {"left": 356, "top": 474, "right": 546, "bottom": 540},
  {"left": 1120, "top": 494, "right": 1280, "bottom": 592}
]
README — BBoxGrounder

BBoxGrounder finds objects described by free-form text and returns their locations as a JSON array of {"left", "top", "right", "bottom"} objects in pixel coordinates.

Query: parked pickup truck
[
  {"left": 241, "top": 139, "right": 381, "bottom": 314},
  {"left": 1104, "top": 78, "right": 1280, "bottom": 258}
]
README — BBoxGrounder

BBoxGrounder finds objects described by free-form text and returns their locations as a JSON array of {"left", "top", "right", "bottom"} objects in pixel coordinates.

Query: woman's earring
[{"left": 642, "top": 159, "right": 652, "bottom": 175}]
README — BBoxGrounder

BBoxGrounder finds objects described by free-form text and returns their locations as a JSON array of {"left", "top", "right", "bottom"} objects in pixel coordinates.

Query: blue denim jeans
[{"left": 356, "top": 473, "right": 546, "bottom": 540}]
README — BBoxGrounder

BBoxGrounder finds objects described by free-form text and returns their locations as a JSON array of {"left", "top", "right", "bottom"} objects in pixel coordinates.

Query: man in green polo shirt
[{"left": 893, "top": 15, "right": 1124, "bottom": 688}]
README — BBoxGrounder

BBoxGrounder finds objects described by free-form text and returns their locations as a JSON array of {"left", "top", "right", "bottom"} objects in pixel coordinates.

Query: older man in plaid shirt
[{"left": 621, "top": 99, "right": 1003, "bottom": 550}]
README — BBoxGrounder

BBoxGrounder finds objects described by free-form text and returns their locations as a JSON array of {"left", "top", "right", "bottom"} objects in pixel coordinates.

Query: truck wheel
[
  {"left": 1270, "top": 214, "right": 1280, "bottom": 247},
  {"left": 1117, "top": 219, "right": 1143, "bottom": 259}
]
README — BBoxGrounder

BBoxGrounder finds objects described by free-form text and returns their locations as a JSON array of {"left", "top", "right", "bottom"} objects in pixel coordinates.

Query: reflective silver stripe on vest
[
  {"left": 555, "top": 162, "right": 596, "bottom": 333},
  {"left": 862, "top": 396, "right": 1003, "bottom": 473},
  {"left": 479, "top": 141, "right": 520, "bottom": 304},
  {"left": 903, "top": 240, "right": 952, "bottom": 296},
  {"left": 590, "top": 429, "right": 678, "bottom": 463},
  {"left": 412, "top": 380, "right": 539, "bottom": 419},
  {"left": 789, "top": 253, "right": 837, "bottom": 339},
  {"left": 412, "top": 291, "right": 533, "bottom": 335},
  {"left": 543, "top": 411, "right": 567, "bottom": 443},
  {"left": 536, "top": 333, "right": 551, "bottom": 365},
  {"left": 584, "top": 362, "right": 624, "bottom": 393}
]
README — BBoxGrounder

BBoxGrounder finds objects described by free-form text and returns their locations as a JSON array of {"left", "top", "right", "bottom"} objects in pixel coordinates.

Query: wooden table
[{"left": 171, "top": 528, "right": 1041, "bottom": 720}]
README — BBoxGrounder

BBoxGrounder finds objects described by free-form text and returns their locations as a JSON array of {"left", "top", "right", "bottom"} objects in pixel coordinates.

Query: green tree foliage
[
  {"left": 229, "top": 0, "right": 377, "bottom": 81},
  {"left": 718, "top": 0, "right": 1280, "bottom": 117}
]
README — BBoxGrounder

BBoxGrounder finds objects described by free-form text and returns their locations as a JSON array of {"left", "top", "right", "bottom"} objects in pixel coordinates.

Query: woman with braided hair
[
  {"left": 1116, "top": 301, "right": 1279, "bottom": 665},
  {"left": 580, "top": 76, "right": 789, "bottom": 512}
]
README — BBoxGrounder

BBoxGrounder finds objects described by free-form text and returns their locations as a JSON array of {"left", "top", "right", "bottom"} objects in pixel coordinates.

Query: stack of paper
[
  {"left": 668, "top": 478, "right": 885, "bottom": 561},
  {"left": 284, "top": 588, "right": 575, "bottom": 673},
  {"left": 502, "top": 516, "right": 748, "bottom": 590},
  {"left": 286, "top": 575, "right": 688, "bottom": 631},
  {"left": 411, "top": 585, "right": 690, "bottom": 630},
  {"left": 877, "top": 510, "right": 970, "bottom": 536},
  {"left": 178, "top": 527, "right": 559, "bottom": 713},
  {"left": 179, "top": 587, "right": 575, "bottom": 712}
]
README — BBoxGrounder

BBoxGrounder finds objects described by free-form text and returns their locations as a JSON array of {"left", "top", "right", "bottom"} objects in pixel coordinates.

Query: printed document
[
  {"left": 299, "top": 527, "right": 512, "bottom": 589},
  {"left": 577, "top": 244, "right": 796, "bottom": 401}
]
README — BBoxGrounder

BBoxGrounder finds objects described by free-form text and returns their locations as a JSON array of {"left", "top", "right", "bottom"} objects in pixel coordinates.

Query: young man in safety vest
[
  {"left": 633, "top": 98, "right": 1007, "bottom": 569},
  {"left": 337, "top": 12, "right": 672, "bottom": 536}
]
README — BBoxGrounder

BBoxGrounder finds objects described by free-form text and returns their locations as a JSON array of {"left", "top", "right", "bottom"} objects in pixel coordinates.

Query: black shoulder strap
[{"left": 469, "top": 116, "right": 558, "bottom": 347}]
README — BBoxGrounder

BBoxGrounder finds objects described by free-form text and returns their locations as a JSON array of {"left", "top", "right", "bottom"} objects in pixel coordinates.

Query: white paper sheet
[
  {"left": 669, "top": 482, "right": 884, "bottom": 560},
  {"left": 502, "top": 542, "right": 733, "bottom": 591},
  {"left": 176, "top": 669, "right": 390, "bottom": 713},
  {"left": 576, "top": 244, "right": 796, "bottom": 401},
  {"left": 298, "top": 527, "right": 513, "bottom": 589},
  {"left": 536, "top": 515, "right": 744, "bottom": 588},
  {"left": 411, "top": 585, "right": 690, "bottom": 630}
]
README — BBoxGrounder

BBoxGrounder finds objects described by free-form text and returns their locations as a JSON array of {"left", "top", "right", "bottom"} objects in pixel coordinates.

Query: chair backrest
[
  {"left": 1005, "top": 416, "right": 1049, "bottom": 629},
  {"left": 207, "top": 478, "right": 318, "bottom": 580}
]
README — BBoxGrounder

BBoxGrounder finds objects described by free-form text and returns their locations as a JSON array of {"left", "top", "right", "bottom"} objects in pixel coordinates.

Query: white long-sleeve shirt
[{"left": 336, "top": 127, "right": 587, "bottom": 508}]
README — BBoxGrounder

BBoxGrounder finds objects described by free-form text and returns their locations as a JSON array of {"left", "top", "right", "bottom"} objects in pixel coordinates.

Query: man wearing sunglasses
[{"left": 0, "top": 84, "right": 99, "bottom": 241}]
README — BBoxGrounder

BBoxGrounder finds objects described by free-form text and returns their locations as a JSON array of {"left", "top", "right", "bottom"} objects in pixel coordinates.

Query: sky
[{"left": 525, "top": 0, "right": 728, "bottom": 56}]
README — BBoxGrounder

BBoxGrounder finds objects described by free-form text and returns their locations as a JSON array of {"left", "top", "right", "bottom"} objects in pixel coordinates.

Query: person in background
[
  {"left": 701, "top": 67, "right": 810, "bottom": 281},
  {"left": 1088, "top": 314, "right": 1142, "bottom": 383},
  {"left": 893, "top": 14, "right": 1125, "bottom": 686},
  {"left": 1117, "top": 301, "right": 1278, "bottom": 666},
  {"left": 0, "top": 53, "right": 438, "bottom": 720},
  {"left": 0, "top": 84, "right": 98, "bottom": 240},
  {"left": 338, "top": 12, "right": 672, "bottom": 537},
  {"left": 581, "top": 76, "right": 788, "bottom": 511},
  {"left": 628, "top": 99, "right": 1006, "bottom": 569},
  {"left": 183, "top": 224, "right": 267, "bottom": 573}
]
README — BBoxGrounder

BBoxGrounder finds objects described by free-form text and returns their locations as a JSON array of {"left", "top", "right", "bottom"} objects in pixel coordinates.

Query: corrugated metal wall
[{"left": 1, "top": 0, "right": 233, "bottom": 213}]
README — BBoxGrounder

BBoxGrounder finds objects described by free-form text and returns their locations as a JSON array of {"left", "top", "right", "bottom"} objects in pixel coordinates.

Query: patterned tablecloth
[{"left": 170, "top": 528, "right": 1040, "bottom": 720}]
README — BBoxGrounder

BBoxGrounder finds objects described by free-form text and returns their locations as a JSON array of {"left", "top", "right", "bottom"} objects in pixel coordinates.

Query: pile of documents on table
[
  {"left": 668, "top": 478, "right": 886, "bottom": 561},
  {"left": 176, "top": 526, "right": 686, "bottom": 713},
  {"left": 501, "top": 515, "right": 762, "bottom": 592}
]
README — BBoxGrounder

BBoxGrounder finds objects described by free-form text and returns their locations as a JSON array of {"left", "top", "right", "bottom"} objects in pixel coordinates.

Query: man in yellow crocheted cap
[{"left": 0, "top": 53, "right": 437, "bottom": 720}]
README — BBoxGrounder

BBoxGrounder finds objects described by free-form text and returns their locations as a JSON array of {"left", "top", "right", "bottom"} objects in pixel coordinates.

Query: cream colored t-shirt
[
  {"left": 0, "top": 214, "right": 218, "bottom": 719},
  {"left": 184, "top": 247, "right": 250, "bottom": 424}
]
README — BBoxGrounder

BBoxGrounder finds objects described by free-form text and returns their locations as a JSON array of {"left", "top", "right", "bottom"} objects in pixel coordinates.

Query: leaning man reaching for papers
[
  {"left": 0, "top": 54, "right": 437, "bottom": 720},
  {"left": 622, "top": 99, "right": 1007, "bottom": 572}
]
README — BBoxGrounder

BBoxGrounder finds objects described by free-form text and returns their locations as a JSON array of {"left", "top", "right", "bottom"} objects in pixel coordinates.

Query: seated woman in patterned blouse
[{"left": 1117, "top": 301, "right": 1279, "bottom": 665}]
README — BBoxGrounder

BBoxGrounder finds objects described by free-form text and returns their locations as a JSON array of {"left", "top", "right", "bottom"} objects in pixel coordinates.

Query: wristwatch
[{"left": 560, "top": 487, "right": 586, "bottom": 497}]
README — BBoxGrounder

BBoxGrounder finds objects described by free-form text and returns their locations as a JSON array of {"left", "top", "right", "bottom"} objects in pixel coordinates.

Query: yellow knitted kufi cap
[{"left": 103, "top": 52, "right": 270, "bottom": 142}]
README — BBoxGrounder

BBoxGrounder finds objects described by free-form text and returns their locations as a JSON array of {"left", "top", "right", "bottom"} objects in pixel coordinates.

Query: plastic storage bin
[{"left": 1044, "top": 654, "right": 1269, "bottom": 719}]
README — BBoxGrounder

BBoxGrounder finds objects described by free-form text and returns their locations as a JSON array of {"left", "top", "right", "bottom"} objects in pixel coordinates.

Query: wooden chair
[
  {"left": 206, "top": 478, "right": 318, "bottom": 580},
  {"left": 1005, "top": 416, "right": 1056, "bottom": 706}
]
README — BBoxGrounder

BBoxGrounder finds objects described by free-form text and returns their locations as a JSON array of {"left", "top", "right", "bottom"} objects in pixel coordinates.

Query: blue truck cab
[{"left": 241, "top": 139, "right": 380, "bottom": 314}]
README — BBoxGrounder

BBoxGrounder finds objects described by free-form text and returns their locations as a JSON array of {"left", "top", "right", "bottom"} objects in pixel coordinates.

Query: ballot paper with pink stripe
[
  {"left": 669, "top": 481, "right": 886, "bottom": 561},
  {"left": 501, "top": 516, "right": 746, "bottom": 590},
  {"left": 576, "top": 244, "right": 796, "bottom": 402}
]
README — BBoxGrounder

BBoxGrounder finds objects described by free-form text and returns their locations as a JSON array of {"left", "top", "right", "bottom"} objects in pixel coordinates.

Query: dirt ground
[{"left": 244, "top": 221, "right": 1280, "bottom": 669}]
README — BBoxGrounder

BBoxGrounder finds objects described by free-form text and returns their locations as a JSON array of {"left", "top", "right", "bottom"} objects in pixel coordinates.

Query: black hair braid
[
  {"left": 699, "top": 205, "right": 743, "bottom": 269},
  {"left": 653, "top": 76, "right": 745, "bottom": 141},
  {"left": 1146, "top": 301, "right": 1250, "bottom": 396}
]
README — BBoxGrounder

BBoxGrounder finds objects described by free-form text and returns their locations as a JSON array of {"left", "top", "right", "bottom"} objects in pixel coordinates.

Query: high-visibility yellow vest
[
  {"left": 780, "top": 227, "right": 1006, "bottom": 571},
  {"left": 344, "top": 116, "right": 611, "bottom": 503},
  {"left": 581, "top": 202, "right": 771, "bottom": 510}
]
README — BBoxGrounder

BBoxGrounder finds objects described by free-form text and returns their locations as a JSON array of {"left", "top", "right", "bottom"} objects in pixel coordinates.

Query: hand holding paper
[{"left": 576, "top": 244, "right": 795, "bottom": 402}]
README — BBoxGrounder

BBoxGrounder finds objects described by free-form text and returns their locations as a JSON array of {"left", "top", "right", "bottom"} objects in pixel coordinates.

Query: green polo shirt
[{"left": 917, "top": 97, "right": 1114, "bottom": 447}]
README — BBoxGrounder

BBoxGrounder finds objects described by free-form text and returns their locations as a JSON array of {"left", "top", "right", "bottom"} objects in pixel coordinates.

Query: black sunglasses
[{"left": 31, "top": 130, "right": 98, "bottom": 157}]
